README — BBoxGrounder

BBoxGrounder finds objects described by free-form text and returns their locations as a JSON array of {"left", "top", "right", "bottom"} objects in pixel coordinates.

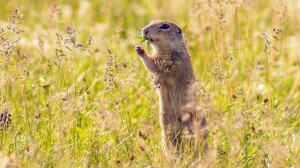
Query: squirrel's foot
[{"left": 135, "top": 46, "right": 146, "bottom": 57}]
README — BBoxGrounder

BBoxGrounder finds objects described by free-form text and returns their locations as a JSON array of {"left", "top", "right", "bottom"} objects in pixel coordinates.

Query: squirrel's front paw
[{"left": 135, "top": 46, "right": 145, "bottom": 57}]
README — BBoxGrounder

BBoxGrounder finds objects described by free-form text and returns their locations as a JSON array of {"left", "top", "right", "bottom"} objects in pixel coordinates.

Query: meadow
[{"left": 0, "top": 0, "right": 299, "bottom": 167}]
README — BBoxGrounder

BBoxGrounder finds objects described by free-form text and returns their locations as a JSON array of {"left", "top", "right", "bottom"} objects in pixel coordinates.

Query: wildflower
[{"left": 0, "top": 108, "right": 12, "bottom": 130}]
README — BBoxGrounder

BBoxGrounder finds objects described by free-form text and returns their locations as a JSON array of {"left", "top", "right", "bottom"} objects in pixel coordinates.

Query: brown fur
[{"left": 135, "top": 21, "right": 206, "bottom": 156}]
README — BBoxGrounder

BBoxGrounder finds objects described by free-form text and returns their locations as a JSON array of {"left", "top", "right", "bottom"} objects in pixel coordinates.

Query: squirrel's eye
[{"left": 159, "top": 24, "right": 170, "bottom": 29}]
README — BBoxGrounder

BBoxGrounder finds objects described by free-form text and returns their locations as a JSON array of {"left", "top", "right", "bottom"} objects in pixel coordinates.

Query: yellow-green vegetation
[{"left": 0, "top": 0, "right": 299, "bottom": 167}]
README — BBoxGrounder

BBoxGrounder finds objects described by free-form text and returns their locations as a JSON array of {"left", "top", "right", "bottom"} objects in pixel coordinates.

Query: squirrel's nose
[{"left": 142, "top": 29, "right": 149, "bottom": 36}]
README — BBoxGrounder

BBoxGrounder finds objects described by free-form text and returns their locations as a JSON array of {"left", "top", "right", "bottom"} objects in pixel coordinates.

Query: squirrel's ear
[{"left": 177, "top": 27, "right": 182, "bottom": 39}]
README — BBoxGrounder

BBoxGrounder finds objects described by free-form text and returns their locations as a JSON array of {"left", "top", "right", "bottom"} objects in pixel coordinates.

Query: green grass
[{"left": 0, "top": 0, "right": 299, "bottom": 167}]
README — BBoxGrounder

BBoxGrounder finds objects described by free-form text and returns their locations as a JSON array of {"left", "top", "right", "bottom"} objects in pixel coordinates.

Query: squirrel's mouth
[{"left": 144, "top": 37, "right": 155, "bottom": 43}]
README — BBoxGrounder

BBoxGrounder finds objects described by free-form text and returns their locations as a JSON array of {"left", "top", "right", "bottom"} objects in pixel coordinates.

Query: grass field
[{"left": 0, "top": 0, "right": 299, "bottom": 167}]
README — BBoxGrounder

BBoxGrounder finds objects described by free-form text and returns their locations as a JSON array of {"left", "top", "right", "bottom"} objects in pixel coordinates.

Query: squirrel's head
[{"left": 142, "top": 20, "right": 185, "bottom": 51}]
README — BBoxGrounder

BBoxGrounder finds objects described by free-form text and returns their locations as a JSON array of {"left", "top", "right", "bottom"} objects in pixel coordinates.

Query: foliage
[{"left": 0, "top": 0, "right": 299, "bottom": 167}]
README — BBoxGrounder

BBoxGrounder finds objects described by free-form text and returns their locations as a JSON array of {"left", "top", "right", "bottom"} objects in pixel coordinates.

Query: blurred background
[{"left": 0, "top": 0, "right": 299, "bottom": 167}]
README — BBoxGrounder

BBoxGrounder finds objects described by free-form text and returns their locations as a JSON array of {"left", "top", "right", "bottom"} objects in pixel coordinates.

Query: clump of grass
[
  {"left": 104, "top": 48, "right": 119, "bottom": 92},
  {"left": 0, "top": 8, "right": 24, "bottom": 56},
  {"left": 0, "top": 0, "right": 299, "bottom": 167},
  {"left": 136, "top": 35, "right": 151, "bottom": 51},
  {"left": 217, "top": 130, "right": 230, "bottom": 166},
  {"left": 0, "top": 8, "right": 26, "bottom": 74}
]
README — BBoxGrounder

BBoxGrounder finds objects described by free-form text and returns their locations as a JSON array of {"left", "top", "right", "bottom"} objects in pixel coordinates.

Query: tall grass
[{"left": 0, "top": 0, "right": 299, "bottom": 167}]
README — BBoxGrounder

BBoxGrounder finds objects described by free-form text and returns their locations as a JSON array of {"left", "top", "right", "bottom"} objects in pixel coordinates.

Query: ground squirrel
[{"left": 135, "top": 20, "right": 207, "bottom": 156}]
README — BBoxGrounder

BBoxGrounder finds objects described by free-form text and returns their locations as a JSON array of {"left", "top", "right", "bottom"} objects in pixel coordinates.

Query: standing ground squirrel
[{"left": 135, "top": 20, "right": 207, "bottom": 156}]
